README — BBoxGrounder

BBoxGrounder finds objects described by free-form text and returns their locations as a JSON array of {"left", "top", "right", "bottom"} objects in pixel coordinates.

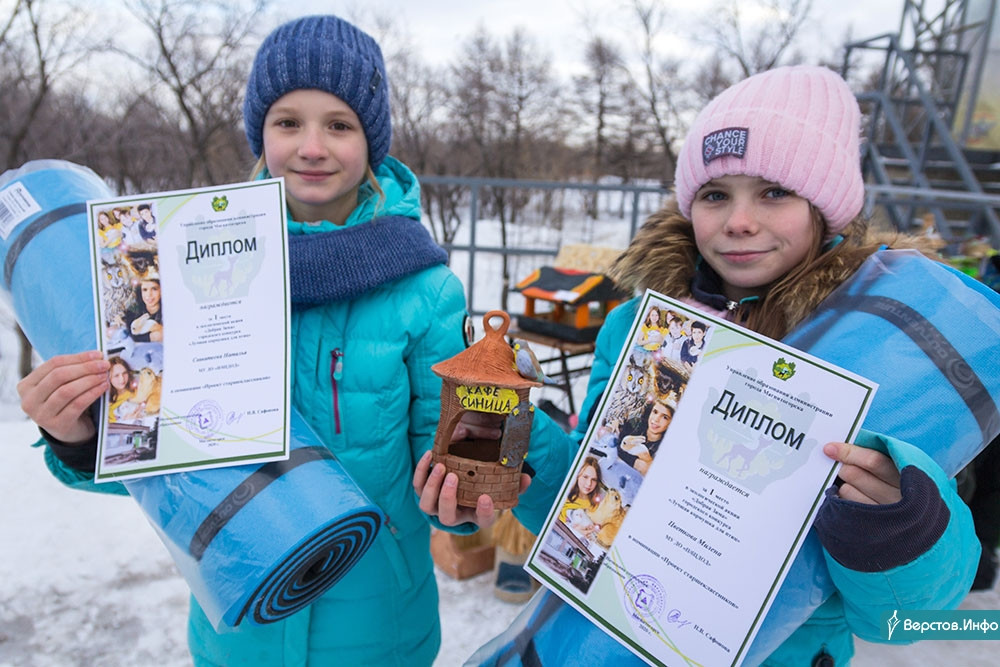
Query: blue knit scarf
[{"left": 288, "top": 215, "right": 448, "bottom": 307}]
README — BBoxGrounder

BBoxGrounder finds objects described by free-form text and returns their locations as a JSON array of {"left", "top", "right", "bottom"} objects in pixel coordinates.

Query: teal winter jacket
[{"left": 43, "top": 157, "right": 469, "bottom": 666}]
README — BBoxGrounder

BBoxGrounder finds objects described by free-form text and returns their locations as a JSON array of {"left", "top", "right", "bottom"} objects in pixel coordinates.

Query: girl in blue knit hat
[{"left": 20, "top": 14, "right": 469, "bottom": 666}]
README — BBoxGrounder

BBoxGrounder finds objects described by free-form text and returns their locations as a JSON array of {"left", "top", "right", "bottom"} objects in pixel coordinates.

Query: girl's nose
[
  {"left": 297, "top": 127, "right": 327, "bottom": 159},
  {"left": 723, "top": 200, "right": 759, "bottom": 235}
]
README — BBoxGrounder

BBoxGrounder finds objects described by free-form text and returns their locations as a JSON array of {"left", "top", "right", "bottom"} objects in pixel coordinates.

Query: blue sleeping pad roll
[{"left": 1, "top": 160, "right": 385, "bottom": 629}]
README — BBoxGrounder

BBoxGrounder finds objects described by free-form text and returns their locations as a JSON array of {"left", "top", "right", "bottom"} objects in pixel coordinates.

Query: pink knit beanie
[{"left": 674, "top": 65, "right": 864, "bottom": 234}]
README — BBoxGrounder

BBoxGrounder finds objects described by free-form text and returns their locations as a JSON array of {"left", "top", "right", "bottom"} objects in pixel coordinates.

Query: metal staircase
[{"left": 842, "top": 0, "right": 1000, "bottom": 252}]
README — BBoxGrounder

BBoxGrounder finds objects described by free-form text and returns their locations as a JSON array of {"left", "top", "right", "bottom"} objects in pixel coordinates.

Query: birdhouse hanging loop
[
  {"left": 429, "top": 310, "right": 541, "bottom": 509},
  {"left": 482, "top": 310, "right": 510, "bottom": 337}
]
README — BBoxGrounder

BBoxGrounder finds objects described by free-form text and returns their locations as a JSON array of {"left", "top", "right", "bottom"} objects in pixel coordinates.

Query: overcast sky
[
  {"left": 279, "top": 0, "right": 908, "bottom": 72},
  {"left": 291, "top": 0, "right": 908, "bottom": 75}
]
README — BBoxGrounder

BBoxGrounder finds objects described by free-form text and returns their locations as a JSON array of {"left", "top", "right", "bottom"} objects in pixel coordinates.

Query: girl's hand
[
  {"left": 17, "top": 350, "right": 109, "bottom": 444},
  {"left": 824, "top": 442, "right": 902, "bottom": 505},
  {"left": 413, "top": 450, "right": 530, "bottom": 529},
  {"left": 450, "top": 410, "right": 503, "bottom": 442}
]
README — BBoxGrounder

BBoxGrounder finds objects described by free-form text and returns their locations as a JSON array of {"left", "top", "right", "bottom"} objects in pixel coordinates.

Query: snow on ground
[{"left": 3, "top": 415, "right": 1000, "bottom": 667}]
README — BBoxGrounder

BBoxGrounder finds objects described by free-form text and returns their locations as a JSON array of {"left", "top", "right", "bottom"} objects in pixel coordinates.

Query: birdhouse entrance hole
[{"left": 444, "top": 412, "right": 504, "bottom": 463}]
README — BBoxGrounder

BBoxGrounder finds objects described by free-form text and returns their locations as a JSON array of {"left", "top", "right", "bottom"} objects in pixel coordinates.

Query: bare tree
[
  {"left": 629, "top": 0, "right": 682, "bottom": 182},
  {"left": 448, "top": 25, "right": 565, "bottom": 306},
  {"left": 0, "top": 0, "right": 105, "bottom": 379},
  {"left": 700, "top": 0, "right": 813, "bottom": 78},
  {"left": 0, "top": 0, "right": 103, "bottom": 171},
  {"left": 115, "top": 0, "right": 270, "bottom": 188},
  {"left": 574, "top": 36, "right": 627, "bottom": 178}
]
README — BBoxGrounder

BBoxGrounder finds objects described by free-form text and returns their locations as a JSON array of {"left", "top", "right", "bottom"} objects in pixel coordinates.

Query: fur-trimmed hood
[{"left": 608, "top": 199, "right": 941, "bottom": 337}]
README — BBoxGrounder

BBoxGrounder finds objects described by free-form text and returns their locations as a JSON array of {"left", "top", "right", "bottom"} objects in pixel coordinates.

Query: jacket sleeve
[
  {"left": 405, "top": 267, "right": 469, "bottom": 471},
  {"left": 512, "top": 299, "right": 639, "bottom": 534},
  {"left": 37, "top": 433, "right": 129, "bottom": 497},
  {"left": 814, "top": 430, "right": 979, "bottom": 642}
]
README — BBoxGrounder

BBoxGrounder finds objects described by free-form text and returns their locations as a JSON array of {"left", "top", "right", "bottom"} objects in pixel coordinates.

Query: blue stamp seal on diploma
[
  {"left": 188, "top": 399, "right": 223, "bottom": 438},
  {"left": 624, "top": 573, "right": 666, "bottom": 622}
]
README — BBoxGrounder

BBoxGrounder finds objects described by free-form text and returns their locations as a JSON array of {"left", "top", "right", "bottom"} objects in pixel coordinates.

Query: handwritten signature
[{"left": 666, "top": 608, "right": 692, "bottom": 630}]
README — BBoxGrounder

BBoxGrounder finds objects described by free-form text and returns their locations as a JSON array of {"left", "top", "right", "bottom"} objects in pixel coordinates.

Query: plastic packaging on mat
[
  {"left": 468, "top": 248, "right": 1000, "bottom": 666},
  {"left": 0, "top": 159, "right": 111, "bottom": 355},
  {"left": 745, "top": 247, "right": 1000, "bottom": 663},
  {"left": 0, "top": 159, "right": 386, "bottom": 629}
]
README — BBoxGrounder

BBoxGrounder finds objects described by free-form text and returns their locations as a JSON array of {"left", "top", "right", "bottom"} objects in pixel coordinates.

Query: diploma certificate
[
  {"left": 526, "top": 290, "right": 877, "bottom": 666},
  {"left": 89, "top": 178, "right": 290, "bottom": 481}
]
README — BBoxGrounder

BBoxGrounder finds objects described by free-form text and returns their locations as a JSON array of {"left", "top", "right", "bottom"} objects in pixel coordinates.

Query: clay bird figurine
[{"left": 512, "top": 338, "right": 560, "bottom": 386}]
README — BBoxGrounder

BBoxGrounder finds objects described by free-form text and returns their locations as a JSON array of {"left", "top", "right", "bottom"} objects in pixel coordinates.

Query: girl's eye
[
  {"left": 765, "top": 187, "right": 792, "bottom": 199},
  {"left": 701, "top": 191, "right": 726, "bottom": 202},
  {"left": 275, "top": 119, "right": 298, "bottom": 128},
  {"left": 330, "top": 121, "right": 352, "bottom": 131}
]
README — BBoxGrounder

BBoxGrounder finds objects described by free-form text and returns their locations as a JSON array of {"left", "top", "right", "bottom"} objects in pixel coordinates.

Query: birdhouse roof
[
  {"left": 514, "top": 266, "right": 627, "bottom": 304},
  {"left": 432, "top": 311, "right": 541, "bottom": 389}
]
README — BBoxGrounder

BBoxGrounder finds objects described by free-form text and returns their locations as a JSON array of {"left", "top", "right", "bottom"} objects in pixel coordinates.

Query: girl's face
[
  {"left": 649, "top": 308, "right": 659, "bottom": 325},
  {"left": 262, "top": 89, "right": 368, "bottom": 225},
  {"left": 577, "top": 465, "right": 598, "bottom": 496},
  {"left": 691, "top": 175, "right": 817, "bottom": 301},
  {"left": 109, "top": 362, "right": 129, "bottom": 390}
]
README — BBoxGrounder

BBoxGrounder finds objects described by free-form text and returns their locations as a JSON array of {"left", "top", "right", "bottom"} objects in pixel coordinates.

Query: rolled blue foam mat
[
  {"left": 746, "top": 247, "right": 1000, "bottom": 663},
  {"left": 1, "top": 160, "right": 385, "bottom": 628},
  {"left": 125, "top": 410, "right": 384, "bottom": 627}
]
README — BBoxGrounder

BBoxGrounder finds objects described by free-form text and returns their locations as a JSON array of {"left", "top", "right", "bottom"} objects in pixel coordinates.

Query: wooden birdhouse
[
  {"left": 430, "top": 310, "right": 541, "bottom": 509},
  {"left": 514, "top": 265, "right": 627, "bottom": 343}
]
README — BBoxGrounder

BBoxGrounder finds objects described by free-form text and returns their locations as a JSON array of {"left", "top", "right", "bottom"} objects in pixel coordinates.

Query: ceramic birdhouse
[{"left": 430, "top": 310, "right": 541, "bottom": 509}]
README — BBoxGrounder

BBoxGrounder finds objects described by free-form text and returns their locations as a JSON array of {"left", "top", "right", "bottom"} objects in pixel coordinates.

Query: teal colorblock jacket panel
[
  {"left": 511, "top": 297, "right": 978, "bottom": 667},
  {"left": 42, "top": 158, "right": 469, "bottom": 666}
]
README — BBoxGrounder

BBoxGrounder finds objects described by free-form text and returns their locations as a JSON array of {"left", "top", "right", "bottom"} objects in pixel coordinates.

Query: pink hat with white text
[{"left": 673, "top": 65, "right": 864, "bottom": 234}]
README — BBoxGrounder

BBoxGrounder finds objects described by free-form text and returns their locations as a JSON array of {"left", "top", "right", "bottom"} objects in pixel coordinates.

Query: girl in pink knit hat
[{"left": 418, "top": 65, "right": 979, "bottom": 666}]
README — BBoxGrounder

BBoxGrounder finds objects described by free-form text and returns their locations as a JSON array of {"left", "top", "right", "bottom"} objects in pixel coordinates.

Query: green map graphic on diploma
[
  {"left": 697, "top": 368, "right": 819, "bottom": 494},
  {"left": 175, "top": 210, "right": 266, "bottom": 302}
]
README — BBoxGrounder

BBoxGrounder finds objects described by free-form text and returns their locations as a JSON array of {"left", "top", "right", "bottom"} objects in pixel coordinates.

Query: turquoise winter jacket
[
  {"left": 43, "top": 158, "right": 469, "bottom": 666},
  {"left": 504, "top": 298, "right": 978, "bottom": 667}
]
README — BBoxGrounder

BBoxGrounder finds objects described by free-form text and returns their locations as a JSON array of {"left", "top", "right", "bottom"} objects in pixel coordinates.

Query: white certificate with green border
[
  {"left": 88, "top": 178, "right": 290, "bottom": 481},
  {"left": 526, "top": 289, "right": 877, "bottom": 666}
]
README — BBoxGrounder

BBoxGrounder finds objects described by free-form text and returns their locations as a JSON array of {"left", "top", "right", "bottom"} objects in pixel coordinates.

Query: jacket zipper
[{"left": 330, "top": 348, "right": 344, "bottom": 434}]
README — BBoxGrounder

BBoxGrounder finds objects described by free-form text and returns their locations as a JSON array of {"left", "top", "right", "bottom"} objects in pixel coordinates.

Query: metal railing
[{"left": 417, "top": 175, "right": 670, "bottom": 316}]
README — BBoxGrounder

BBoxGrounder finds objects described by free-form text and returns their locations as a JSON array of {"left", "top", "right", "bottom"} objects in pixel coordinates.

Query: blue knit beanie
[{"left": 243, "top": 15, "right": 392, "bottom": 168}]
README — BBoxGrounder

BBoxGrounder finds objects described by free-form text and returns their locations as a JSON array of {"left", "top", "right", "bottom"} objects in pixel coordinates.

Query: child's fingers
[
  {"left": 824, "top": 442, "right": 902, "bottom": 505},
  {"left": 413, "top": 450, "right": 433, "bottom": 495}
]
